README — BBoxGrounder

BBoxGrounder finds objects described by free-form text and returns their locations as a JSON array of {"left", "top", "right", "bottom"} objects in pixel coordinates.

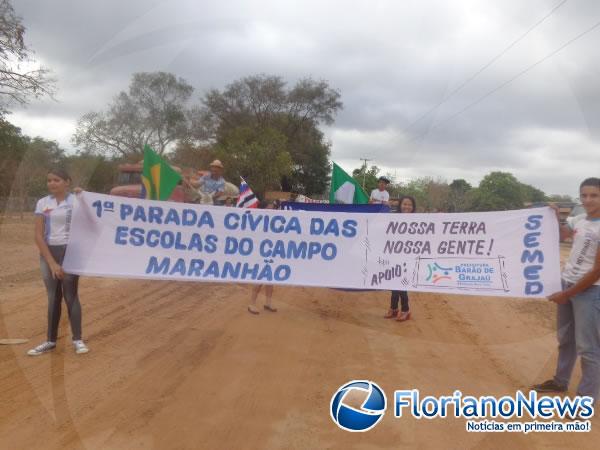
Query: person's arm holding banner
[{"left": 548, "top": 249, "right": 600, "bottom": 304}]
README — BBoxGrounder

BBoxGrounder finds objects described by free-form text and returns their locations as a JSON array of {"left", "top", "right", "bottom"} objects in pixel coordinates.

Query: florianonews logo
[
  {"left": 330, "top": 380, "right": 387, "bottom": 432},
  {"left": 330, "top": 385, "right": 593, "bottom": 434}
]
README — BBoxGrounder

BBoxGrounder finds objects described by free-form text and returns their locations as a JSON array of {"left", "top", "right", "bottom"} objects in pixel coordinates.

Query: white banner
[{"left": 63, "top": 192, "right": 562, "bottom": 298}]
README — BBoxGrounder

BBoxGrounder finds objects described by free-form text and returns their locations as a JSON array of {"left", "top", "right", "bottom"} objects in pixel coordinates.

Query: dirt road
[{"left": 0, "top": 215, "right": 597, "bottom": 449}]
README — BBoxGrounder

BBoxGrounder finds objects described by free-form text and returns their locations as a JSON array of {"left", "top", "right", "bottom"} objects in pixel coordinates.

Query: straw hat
[{"left": 209, "top": 159, "right": 224, "bottom": 169}]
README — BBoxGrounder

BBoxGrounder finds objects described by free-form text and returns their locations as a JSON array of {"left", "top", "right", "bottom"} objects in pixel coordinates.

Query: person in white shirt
[
  {"left": 27, "top": 168, "right": 89, "bottom": 356},
  {"left": 369, "top": 177, "right": 390, "bottom": 205},
  {"left": 531, "top": 177, "right": 600, "bottom": 404}
]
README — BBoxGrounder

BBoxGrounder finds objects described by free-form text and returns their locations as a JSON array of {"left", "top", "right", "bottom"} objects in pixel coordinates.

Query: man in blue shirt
[{"left": 189, "top": 160, "right": 226, "bottom": 204}]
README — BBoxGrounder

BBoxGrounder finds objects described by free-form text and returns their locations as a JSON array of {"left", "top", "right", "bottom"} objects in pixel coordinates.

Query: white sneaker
[
  {"left": 27, "top": 341, "right": 56, "bottom": 356},
  {"left": 73, "top": 340, "right": 89, "bottom": 354}
]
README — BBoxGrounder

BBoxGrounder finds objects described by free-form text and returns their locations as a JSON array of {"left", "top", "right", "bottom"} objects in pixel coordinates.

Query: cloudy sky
[{"left": 9, "top": 0, "right": 600, "bottom": 197}]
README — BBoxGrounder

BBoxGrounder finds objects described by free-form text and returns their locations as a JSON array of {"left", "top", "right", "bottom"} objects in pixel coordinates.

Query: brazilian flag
[{"left": 141, "top": 145, "right": 181, "bottom": 200}]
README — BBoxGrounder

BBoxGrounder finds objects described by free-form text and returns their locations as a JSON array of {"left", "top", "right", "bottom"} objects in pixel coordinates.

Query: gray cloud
[{"left": 9, "top": 0, "right": 600, "bottom": 197}]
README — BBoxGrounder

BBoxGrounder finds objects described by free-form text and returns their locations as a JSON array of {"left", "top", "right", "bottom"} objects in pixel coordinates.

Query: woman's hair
[
  {"left": 48, "top": 167, "right": 71, "bottom": 182},
  {"left": 580, "top": 177, "right": 600, "bottom": 190},
  {"left": 397, "top": 195, "right": 417, "bottom": 213}
]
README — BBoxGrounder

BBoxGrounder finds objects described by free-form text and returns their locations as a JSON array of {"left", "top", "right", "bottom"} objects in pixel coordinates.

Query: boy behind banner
[{"left": 531, "top": 177, "right": 600, "bottom": 405}]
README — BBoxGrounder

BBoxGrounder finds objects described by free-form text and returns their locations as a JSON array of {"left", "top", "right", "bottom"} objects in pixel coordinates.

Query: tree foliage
[
  {"left": 71, "top": 72, "right": 342, "bottom": 195},
  {"left": 1, "top": 116, "right": 119, "bottom": 202},
  {"left": 11, "top": 137, "right": 65, "bottom": 202},
  {"left": 170, "top": 141, "right": 215, "bottom": 173},
  {"left": 388, "top": 173, "right": 547, "bottom": 212},
  {"left": 198, "top": 74, "right": 342, "bottom": 195},
  {"left": 447, "top": 178, "right": 473, "bottom": 212},
  {"left": 282, "top": 122, "right": 331, "bottom": 195},
  {"left": 547, "top": 193, "right": 574, "bottom": 203},
  {"left": 214, "top": 126, "right": 292, "bottom": 197},
  {"left": 0, "top": 116, "right": 26, "bottom": 196},
  {"left": 66, "top": 153, "right": 118, "bottom": 194},
  {"left": 469, "top": 171, "right": 525, "bottom": 211},
  {"left": 396, "top": 177, "right": 450, "bottom": 212},
  {"left": 201, "top": 75, "right": 341, "bottom": 137},
  {"left": 519, "top": 182, "right": 547, "bottom": 203},
  {"left": 352, "top": 165, "right": 380, "bottom": 194},
  {"left": 73, "top": 72, "right": 194, "bottom": 157}
]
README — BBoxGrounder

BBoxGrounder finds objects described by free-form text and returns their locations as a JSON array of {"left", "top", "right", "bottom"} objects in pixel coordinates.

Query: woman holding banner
[
  {"left": 384, "top": 195, "right": 417, "bottom": 322},
  {"left": 27, "top": 168, "right": 89, "bottom": 356}
]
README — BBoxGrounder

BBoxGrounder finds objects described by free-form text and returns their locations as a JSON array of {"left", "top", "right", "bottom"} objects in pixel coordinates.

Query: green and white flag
[{"left": 329, "top": 162, "right": 369, "bottom": 204}]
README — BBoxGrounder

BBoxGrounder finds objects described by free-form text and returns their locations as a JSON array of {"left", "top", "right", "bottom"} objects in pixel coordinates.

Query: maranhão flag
[
  {"left": 329, "top": 162, "right": 369, "bottom": 204},
  {"left": 141, "top": 145, "right": 182, "bottom": 200},
  {"left": 237, "top": 177, "right": 259, "bottom": 208}
]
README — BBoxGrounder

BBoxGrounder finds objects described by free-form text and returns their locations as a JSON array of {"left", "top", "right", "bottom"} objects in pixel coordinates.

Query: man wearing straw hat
[{"left": 188, "top": 159, "right": 226, "bottom": 204}]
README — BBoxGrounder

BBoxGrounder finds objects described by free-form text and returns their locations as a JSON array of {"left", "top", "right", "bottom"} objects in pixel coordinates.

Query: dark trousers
[
  {"left": 390, "top": 290, "right": 409, "bottom": 312},
  {"left": 40, "top": 245, "right": 82, "bottom": 341}
]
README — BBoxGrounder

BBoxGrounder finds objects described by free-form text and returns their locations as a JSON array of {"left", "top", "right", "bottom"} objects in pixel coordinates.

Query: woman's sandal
[
  {"left": 396, "top": 310, "right": 411, "bottom": 322},
  {"left": 384, "top": 308, "right": 399, "bottom": 318},
  {"left": 247, "top": 306, "right": 259, "bottom": 315},
  {"left": 263, "top": 305, "right": 278, "bottom": 312}
]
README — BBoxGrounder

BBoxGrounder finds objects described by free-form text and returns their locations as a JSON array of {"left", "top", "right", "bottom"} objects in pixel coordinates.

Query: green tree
[
  {"left": 394, "top": 178, "right": 428, "bottom": 210},
  {"left": 66, "top": 153, "right": 118, "bottom": 194},
  {"left": 281, "top": 122, "right": 331, "bottom": 195},
  {"left": 547, "top": 194, "right": 574, "bottom": 203},
  {"left": 8, "top": 136, "right": 64, "bottom": 216},
  {"left": 393, "top": 177, "right": 449, "bottom": 212},
  {"left": 424, "top": 179, "right": 450, "bottom": 212},
  {"left": 448, "top": 178, "right": 472, "bottom": 212},
  {"left": 0, "top": 116, "right": 27, "bottom": 197},
  {"left": 16, "top": 137, "right": 65, "bottom": 197},
  {"left": 214, "top": 126, "right": 292, "bottom": 197},
  {"left": 520, "top": 182, "right": 546, "bottom": 203},
  {"left": 449, "top": 178, "right": 471, "bottom": 192},
  {"left": 352, "top": 165, "right": 380, "bottom": 194},
  {"left": 73, "top": 72, "right": 194, "bottom": 157},
  {"left": 469, "top": 172, "right": 525, "bottom": 211},
  {"left": 198, "top": 74, "right": 342, "bottom": 195},
  {"left": 170, "top": 141, "right": 215, "bottom": 172}
]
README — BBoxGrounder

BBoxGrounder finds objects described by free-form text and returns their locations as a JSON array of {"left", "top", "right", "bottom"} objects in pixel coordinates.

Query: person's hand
[
  {"left": 548, "top": 291, "right": 569, "bottom": 304},
  {"left": 73, "top": 187, "right": 83, "bottom": 195},
  {"left": 50, "top": 262, "right": 65, "bottom": 280}
]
